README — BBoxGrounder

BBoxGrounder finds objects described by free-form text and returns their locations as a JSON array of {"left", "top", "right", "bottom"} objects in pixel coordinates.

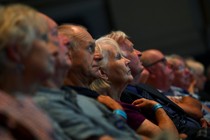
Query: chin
[{"left": 127, "top": 77, "right": 133, "bottom": 83}]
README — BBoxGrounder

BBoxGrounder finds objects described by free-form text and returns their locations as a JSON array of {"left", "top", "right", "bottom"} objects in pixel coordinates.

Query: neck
[
  {"left": 106, "top": 82, "right": 126, "bottom": 100},
  {"left": 130, "top": 73, "right": 141, "bottom": 85}
]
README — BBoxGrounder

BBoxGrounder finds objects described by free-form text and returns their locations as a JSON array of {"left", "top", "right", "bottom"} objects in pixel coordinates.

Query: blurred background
[{"left": 1, "top": 0, "right": 210, "bottom": 67}]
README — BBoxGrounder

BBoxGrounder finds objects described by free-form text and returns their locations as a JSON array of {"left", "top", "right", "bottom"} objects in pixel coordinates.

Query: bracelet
[
  {"left": 152, "top": 103, "right": 163, "bottom": 112},
  {"left": 113, "top": 109, "right": 127, "bottom": 120}
]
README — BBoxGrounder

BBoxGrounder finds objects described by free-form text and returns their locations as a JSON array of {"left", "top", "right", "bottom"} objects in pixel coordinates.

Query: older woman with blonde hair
[{"left": 90, "top": 36, "right": 178, "bottom": 140}]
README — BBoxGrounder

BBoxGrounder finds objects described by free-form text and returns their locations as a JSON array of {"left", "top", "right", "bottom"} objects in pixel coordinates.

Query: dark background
[{"left": 1, "top": 0, "right": 210, "bottom": 68}]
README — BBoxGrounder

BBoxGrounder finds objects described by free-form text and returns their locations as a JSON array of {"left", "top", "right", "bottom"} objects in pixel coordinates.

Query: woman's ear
[{"left": 98, "top": 68, "right": 108, "bottom": 81}]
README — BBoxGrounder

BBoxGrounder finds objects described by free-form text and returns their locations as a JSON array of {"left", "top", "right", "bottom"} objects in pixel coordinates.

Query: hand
[
  {"left": 132, "top": 98, "right": 158, "bottom": 110},
  {"left": 97, "top": 95, "right": 123, "bottom": 110},
  {"left": 167, "top": 96, "right": 181, "bottom": 104},
  {"left": 200, "top": 118, "right": 210, "bottom": 128}
]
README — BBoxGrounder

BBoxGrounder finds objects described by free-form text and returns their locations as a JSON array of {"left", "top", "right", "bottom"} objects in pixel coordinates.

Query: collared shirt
[{"left": 34, "top": 86, "right": 141, "bottom": 140}]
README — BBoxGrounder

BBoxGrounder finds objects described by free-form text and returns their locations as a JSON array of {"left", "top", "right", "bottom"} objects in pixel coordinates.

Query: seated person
[
  {"left": 0, "top": 4, "right": 59, "bottom": 139},
  {"left": 90, "top": 36, "right": 178, "bottom": 139}
]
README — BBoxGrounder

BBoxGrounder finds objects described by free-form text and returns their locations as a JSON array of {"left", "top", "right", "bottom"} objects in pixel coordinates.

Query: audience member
[
  {"left": 166, "top": 54, "right": 200, "bottom": 101},
  {"left": 90, "top": 36, "right": 178, "bottom": 139},
  {"left": 185, "top": 58, "right": 209, "bottom": 101},
  {"left": 141, "top": 49, "right": 203, "bottom": 120},
  {"left": 166, "top": 54, "right": 192, "bottom": 93},
  {"left": 0, "top": 4, "right": 58, "bottom": 139},
  {"left": 32, "top": 13, "right": 73, "bottom": 140}
]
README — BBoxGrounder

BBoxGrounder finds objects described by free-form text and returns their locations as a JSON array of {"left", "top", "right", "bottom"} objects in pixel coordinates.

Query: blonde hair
[
  {"left": 0, "top": 4, "right": 48, "bottom": 52},
  {"left": 0, "top": 4, "right": 48, "bottom": 73},
  {"left": 90, "top": 37, "right": 121, "bottom": 95}
]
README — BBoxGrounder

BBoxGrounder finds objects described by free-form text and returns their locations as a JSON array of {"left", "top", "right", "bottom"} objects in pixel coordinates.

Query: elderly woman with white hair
[{"left": 90, "top": 36, "right": 178, "bottom": 140}]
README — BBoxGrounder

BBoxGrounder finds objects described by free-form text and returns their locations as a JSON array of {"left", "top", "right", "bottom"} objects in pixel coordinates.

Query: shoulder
[{"left": 33, "top": 88, "right": 79, "bottom": 113}]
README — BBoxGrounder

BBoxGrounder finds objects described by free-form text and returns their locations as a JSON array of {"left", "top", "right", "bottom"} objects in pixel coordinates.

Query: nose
[
  {"left": 135, "top": 49, "right": 142, "bottom": 57},
  {"left": 124, "top": 57, "right": 130, "bottom": 66},
  {"left": 93, "top": 52, "right": 103, "bottom": 62}
]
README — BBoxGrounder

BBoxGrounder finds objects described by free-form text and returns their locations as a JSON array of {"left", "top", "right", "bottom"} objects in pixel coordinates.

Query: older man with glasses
[{"left": 140, "top": 49, "right": 204, "bottom": 119}]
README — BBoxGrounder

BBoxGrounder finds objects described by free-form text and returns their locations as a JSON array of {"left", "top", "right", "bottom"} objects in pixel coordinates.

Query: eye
[
  {"left": 116, "top": 53, "right": 122, "bottom": 60},
  {"left": 40, "top": 33, "right": 49, "bottom": 42},
  {"left": 88, "top": 43, "right": 95, "bottom": 53}
]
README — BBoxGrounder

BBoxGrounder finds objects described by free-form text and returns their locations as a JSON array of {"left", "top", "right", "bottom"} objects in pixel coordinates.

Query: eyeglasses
[
  {"left": 172, "top": 65, "right": 186, "bottom": 72},
  {"left": 144, "top": 57, "right": 167, "bottom": 68}
]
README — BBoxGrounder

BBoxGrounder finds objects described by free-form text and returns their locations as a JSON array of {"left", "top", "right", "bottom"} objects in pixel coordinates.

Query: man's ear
[
  {"left": 6, "top": 45, "right": 21, "bottom": 63},
  {"left": 98, "top": 68, "right": 108, "bottom": 81},
  {"left": 147, "top": 67, "right": 156, "bottom": 78}
]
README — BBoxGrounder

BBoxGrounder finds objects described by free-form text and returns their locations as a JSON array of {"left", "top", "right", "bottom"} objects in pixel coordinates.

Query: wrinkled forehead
[{"left": 72, "top": 26, "right": 94, "bottom": 43}]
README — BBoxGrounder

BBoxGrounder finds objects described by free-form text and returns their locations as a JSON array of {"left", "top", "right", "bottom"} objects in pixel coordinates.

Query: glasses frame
[{"left": 144, "top": 57, "right": 167, "bottom": 68}]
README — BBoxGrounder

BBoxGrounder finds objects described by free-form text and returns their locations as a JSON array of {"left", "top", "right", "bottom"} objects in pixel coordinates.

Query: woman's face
[{"left": 102, "top": 44, "right": 133, "bottom": 86}]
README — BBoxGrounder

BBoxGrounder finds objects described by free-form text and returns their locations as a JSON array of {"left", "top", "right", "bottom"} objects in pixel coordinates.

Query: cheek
[{"left": 112, "top": 64, "right": 127, "bottom": 78}]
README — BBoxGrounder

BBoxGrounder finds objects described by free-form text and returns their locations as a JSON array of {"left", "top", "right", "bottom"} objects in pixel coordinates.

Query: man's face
[
  {"left": 194, "top": 70, "right": 207, "bottom": 91},
  {"left": 171, "top": 59, "right": 191, "bottom": 89},
  {"left": 46, "top": 16, "right": 72, "bottom": 84},
  {"left": 145, "top": 52, "right": 174, "bottom": 90},
  {"left": 119, "top": 38, "right": 144, "bottom": 81},
  {"left": 69, "top": 28, "right": 96, "bottom": 80}
]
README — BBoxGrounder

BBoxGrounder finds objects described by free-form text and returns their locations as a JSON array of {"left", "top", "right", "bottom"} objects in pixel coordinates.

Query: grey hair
[
  {"left": 0, "top": 4, "right": 48, "bottom": 52},
  {"left": 0, "top": 4, "right": 48, "bottom": 73}
]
